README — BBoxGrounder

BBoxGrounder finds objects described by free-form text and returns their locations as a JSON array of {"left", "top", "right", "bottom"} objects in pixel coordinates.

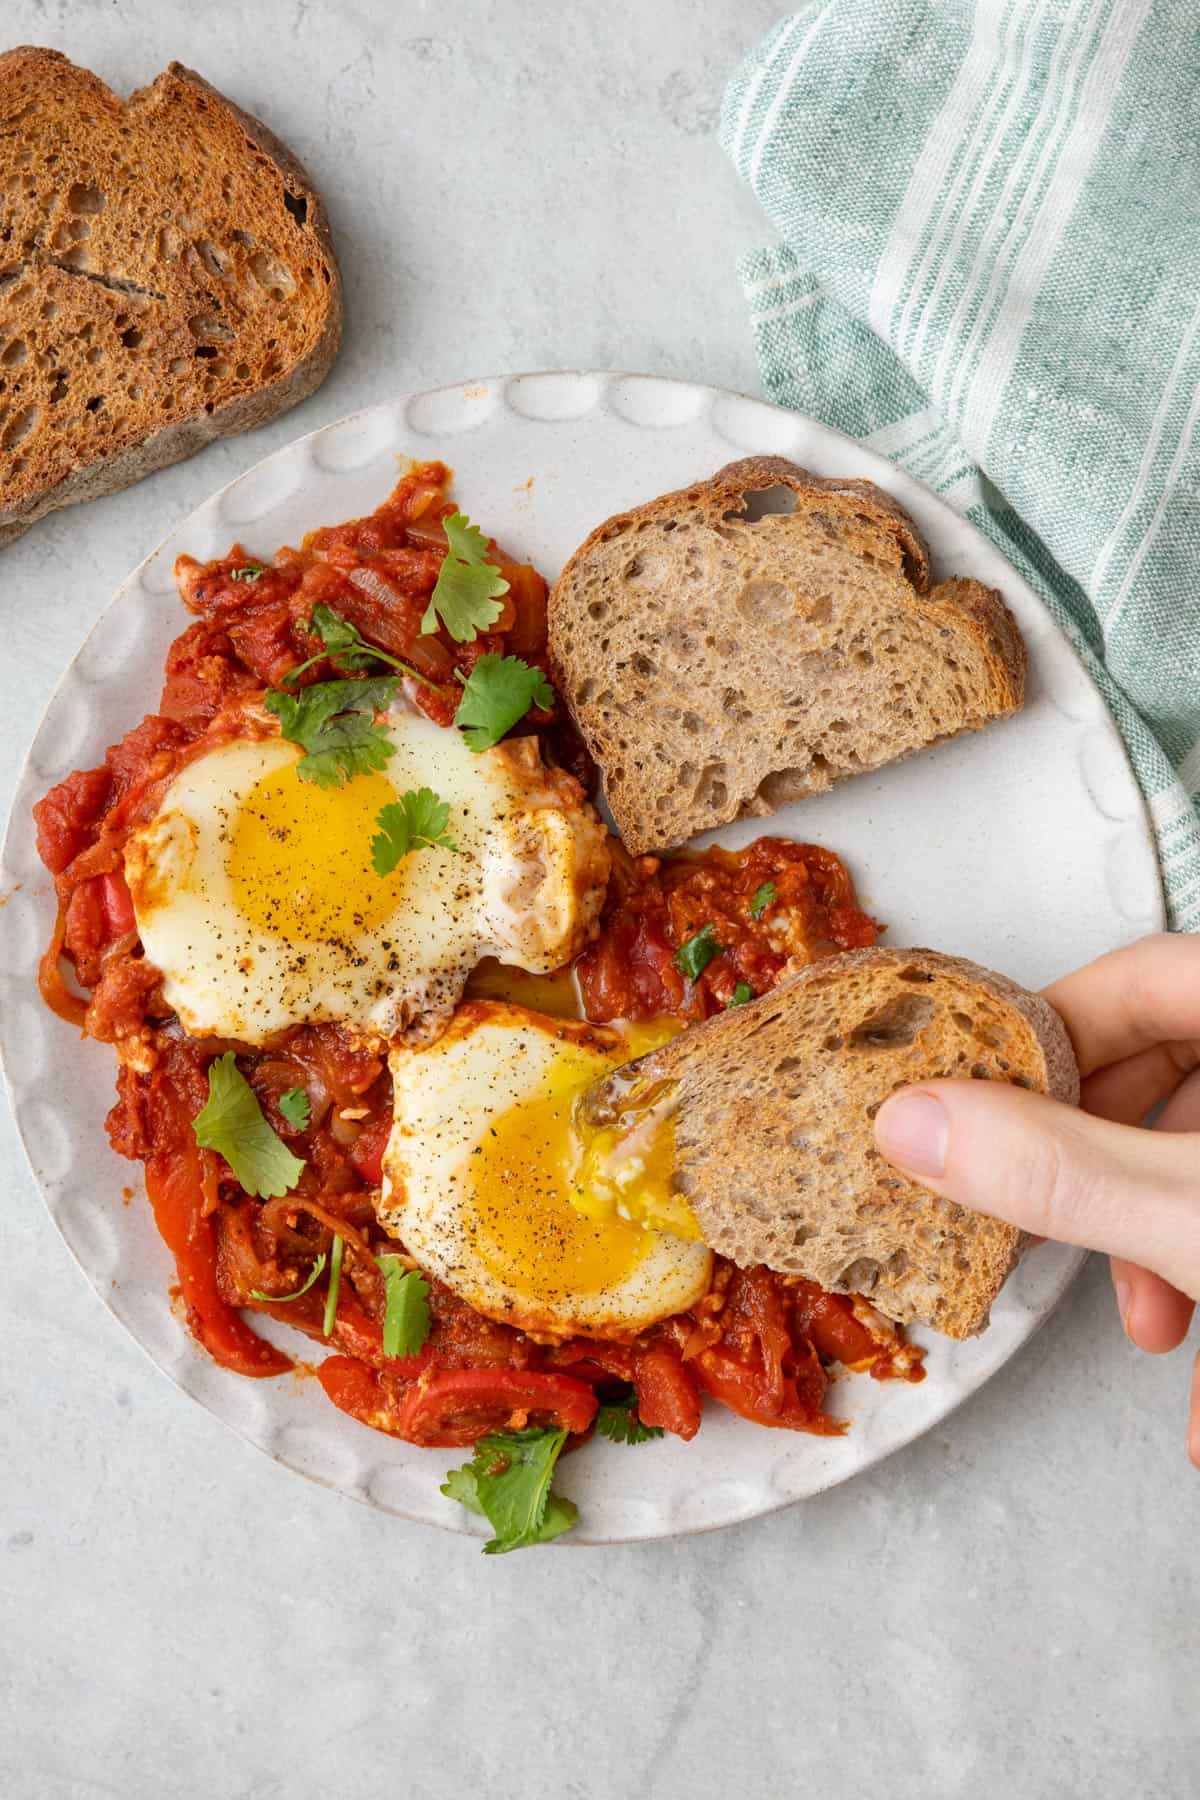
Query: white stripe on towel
[
  {"left": 748, "top": 9, "right": 838, "bottom": 189},
  {"left": 1090, "top": 286, "right": 1200, "bottom": 604},
  {"left": 940, "top": 0, "right": 1110, "bottom": 421},
  {"left": 906, "top": 0, "right": 1050, "bottom": 379},
  {"left": 961, "top": 0, "right": 1149, "bottom": 454},
  {"left": 868, "top": 0, "right": 1020, "bottom": 343},
  {"left": 728, "top": 13, "right": 805, "bottom": 171}
]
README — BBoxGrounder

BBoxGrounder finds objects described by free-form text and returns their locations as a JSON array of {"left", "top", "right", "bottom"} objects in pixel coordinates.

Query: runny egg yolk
[
  {"left": 226, "top": 763, "right": 405, "bottom": 943},
  {"left": 571, "top": 1088, "right": 694, "bottom": 1240},
  {"left": 465, "top": 957, "right": 582, "bottom": 1019},
  {"left": 464, "top": 1021, "right": 697, "bottom": 1303}
]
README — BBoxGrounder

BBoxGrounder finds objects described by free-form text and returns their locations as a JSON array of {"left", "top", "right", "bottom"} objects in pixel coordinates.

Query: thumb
[{"left": 873, "top": 1082, "right": 1200, "bottom": 1303}]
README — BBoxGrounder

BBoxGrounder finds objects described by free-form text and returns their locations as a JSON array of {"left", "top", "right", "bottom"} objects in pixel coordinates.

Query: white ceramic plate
[{"left": 0, "top": 373, "right": 1164, "bottom": 1544}]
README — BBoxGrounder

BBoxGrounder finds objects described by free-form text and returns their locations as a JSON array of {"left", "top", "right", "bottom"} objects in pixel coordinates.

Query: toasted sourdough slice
[
  {"left": 0, "top": 49, "right": 342, "bottom": 545},
  {"left": 549, "top": 457, "right": 1025, "bottom": 855},
  {"left": 593, "top": 948, "right": 1078, "bottom": 1338}
]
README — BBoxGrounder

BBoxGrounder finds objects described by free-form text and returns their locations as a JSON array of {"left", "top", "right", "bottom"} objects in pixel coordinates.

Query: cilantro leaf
[
  {"left": 308, "top": 602, "right": 378, "bottom": 668},
  {"left": 422, "top": 557, "right": 507, "bottom": 643},
  {"left": 444, "top": 512, "right": 495, "bottom": 565},
  {"left": 249, "top": 1252, "right": 326, "bottom": 1304},
  {"left": 371, "top": 788, "right": 459, "bottom": 876},
  {"left": 727, "top": 982, "right": 754, "bottom": 1009},
  {"left": 594, "top": 1386, "right": 664, "bottom": 1445},
  {"left": 230, "top": 563, "right": 267, "bottom": 582},
  {"left": 441, "top": 1462, "right": 577, "bottom": 1548},
  {"left": 378, "top": 1257, "right": 432, "bottom": 1358},
  {"left": 453, "top": 653, "right": 555, "bottom": 752},
  {"left": 278, "top": 1087, "right": 311, "bottom": 1130},
  {"left": 440, "top": 1427, "right": 578, "bottom": 1553},
  {"left": 264, "top": 677, "right": 398, "bottom": 788},
  {"left": 295, "top": 712, "right": 393, "bottom": 788},
  {"left": 420, "top": 511, "right": 509, "bottom": 642},
  {"left": 323, "top": 1233, "right": 344, "bottom": 1338},
  {"left": 192, "top": 1053, "right": 305, "bottom": 1199},
  {"left": 265, "top": 676, "right": 397, "bottom": 740},
  {"left": 750, "top": 880, "right": 777, "bottom": 920},
  {"left": 674, "top": 922, "right": 724, "bottom": 982}
]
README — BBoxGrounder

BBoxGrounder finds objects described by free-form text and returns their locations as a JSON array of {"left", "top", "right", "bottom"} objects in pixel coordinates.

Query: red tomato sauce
[
  {"left": 577, "top": 836, "right": 879, "bottom": 1023},
  {"left": 32, "top": 470, "right": 922, "bottom": 1455}
]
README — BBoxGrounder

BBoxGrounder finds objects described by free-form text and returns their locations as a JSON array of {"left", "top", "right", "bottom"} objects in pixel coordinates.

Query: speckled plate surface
[{"left": 0, "top": 373, "right": 1164, "bottom": 1544}]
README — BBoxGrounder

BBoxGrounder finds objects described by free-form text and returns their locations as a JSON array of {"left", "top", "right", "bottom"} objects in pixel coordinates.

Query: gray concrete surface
[{"left": 1, "top": 4, "right": 1196, "bottom": 1796}]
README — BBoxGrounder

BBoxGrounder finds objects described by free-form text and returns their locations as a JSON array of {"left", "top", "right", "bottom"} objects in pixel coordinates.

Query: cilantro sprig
[
  {"left": 674, "top": 922, "right": 725, "bottom": 982},
  {"left": 323, "top": 1234, "right": 344, "bottom": 1338},
  {"left": 278, "top": 1088, "right": 311, "bottom": 1130},
  {"left": 750, "top": 880, "right": 777, "bottom": 920},
  {"left": 283, "top": 603, "right": 438, "bottom": 694},
  {"left": 594, "top": 1386, "right": 664, "bottom": 1445},
  {"left": 378, "top": 1257, "right": 432, "bottom": 1358},
  {"left": 249, "top": 1252, "right": 326, "bottom": 1304},
  {"left": 268, "top": 538, "right": 550, "bottom": 767},
  {"left": 264, "top": 676, "right": 398, "bottom": 788},
  {"left": 421, "top": 512, "right": 510, "bottom": 642},
  {"left": 371, "top": 787, "right": 459, "bottom": 876},
  {"left": 442, "top": 1427, "right": 577, "bottom": 1554},
  {"left": 192, "top": 1053, "right": 305, "bottom": 1199},
  {"left": 454, "top": 653, "right": 554, "bottom": 752}
]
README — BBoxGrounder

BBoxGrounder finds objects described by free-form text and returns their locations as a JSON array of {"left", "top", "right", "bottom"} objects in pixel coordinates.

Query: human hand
[{"left": 873, "top": 934, "right": 1200, "bottom": 1467}]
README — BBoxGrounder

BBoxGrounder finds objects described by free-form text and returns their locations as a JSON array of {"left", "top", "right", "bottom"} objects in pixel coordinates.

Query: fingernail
[
  {"left": 1114, "top": 1277, "right": 1132, "bottom": 1334},
  {"left": 874, "top": 1091, "right": 950, "bottom": 1178}
]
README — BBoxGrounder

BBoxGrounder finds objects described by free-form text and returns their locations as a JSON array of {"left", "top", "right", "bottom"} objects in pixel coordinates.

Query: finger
[
  {"left": 1111, "top": 1077, "right": 1200, "bottom": 1347},
  {"left": 1108, "top": 1073, "right": 1200, "bottom": 1347},
  {"left": 1043, "top": 934, "right": 1200, "bottom": 1078},
  {"left": 873, "top": 1080, "right": 1200, "bottom": 1298},
  {"left": 1189, "top": 1352, "right": 1200, "bottom": 1472},
  {"left": 1082, "top": 1041, "right": 1198, "bottom": 1125},
  {"left": 1110, "top": 1257, "right": 1196, "bottom": 1352},
  {"left": 1154, "top": 1066, "right": 1200, "bottom": 1133}
]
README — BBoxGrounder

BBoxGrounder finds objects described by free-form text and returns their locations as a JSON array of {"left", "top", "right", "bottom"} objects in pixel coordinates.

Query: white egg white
[
  {"left": 380, "top": 1001, "right": 713, "bottom": 1341},
  {"left": 124, "top": 706, "right": 609, "bottom": 1045}
]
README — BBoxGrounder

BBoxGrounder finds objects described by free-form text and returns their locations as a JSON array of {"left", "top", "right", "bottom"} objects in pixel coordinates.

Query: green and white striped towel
[{"left": 722, "top": 0, "right": 1200, "bottom": 931}]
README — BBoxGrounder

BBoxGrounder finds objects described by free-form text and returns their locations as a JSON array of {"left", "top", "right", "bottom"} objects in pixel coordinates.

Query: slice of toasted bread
[
  {"left": 589, "top": 948, "right": 1078, "bottom": 1338},
  {"left": 548, "top": 457, "right": 1025, "bottom": 855},
  {"left": 0, "top": 49, "right": 342, "bottom": 545}
]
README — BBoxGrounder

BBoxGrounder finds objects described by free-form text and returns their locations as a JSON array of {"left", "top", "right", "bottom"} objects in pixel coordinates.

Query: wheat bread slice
[
  {"left": 549, "top": 457, "right": 1025, "bottom": 855},
  {"left": 0, "top": 49, "right": 342, "bottom": 545},
  {"left": 587, "top": 948, "right": 1078, "bottom": 1338}
]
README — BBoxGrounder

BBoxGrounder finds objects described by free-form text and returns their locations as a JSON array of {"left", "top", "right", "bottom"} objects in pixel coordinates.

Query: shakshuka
[{"left": 34, "top": 463, "right": 922, "bottom": 1549}]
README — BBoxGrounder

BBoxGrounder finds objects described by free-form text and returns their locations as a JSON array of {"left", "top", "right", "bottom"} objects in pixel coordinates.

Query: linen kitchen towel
[{"left": 723, "top": 0, "right": 1200, "bottom": 930}]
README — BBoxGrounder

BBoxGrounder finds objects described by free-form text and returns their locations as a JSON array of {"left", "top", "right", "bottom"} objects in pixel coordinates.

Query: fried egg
[
  {"left": 379, "top": 1001, "right": 712, "bottom": 1341},
  {"left": 125, "top": 707, "right": 609, "bottom": 1044}
]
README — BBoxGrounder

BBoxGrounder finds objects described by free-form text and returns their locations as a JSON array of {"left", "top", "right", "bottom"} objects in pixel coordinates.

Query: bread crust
[
  {"left": 549, "top": 456, "right": 1026, "bottom": 855},
  {"left": 0, "top": 50, "right": 343, "bottom": 544},
  {"left": 609, "top": 947, "right": 1079, "bottom": 1338}
]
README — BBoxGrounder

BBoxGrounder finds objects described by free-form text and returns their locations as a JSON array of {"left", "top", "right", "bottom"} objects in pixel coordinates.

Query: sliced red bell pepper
[
  {"left": 348, "top": 1114, "right": 389, "bottom": 1186},
  {"left": 399, "top": 1366, "right": 597, "bottom": 1447},
  {"left": 317, "top": 1361, "right": 598, "bottom": 1448},
  {"left": 145, "top": 1120, "right": 290, "bottom": 1380},
  {"left": 98, "top": 869, "right": 135, "bottom": 938},
  {"left": 633, "top": 1346, "right": 702, "bottom": 1441},
  {"left": 693, "top": 1342, "right": 840, "bottom": 1435}
]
